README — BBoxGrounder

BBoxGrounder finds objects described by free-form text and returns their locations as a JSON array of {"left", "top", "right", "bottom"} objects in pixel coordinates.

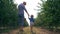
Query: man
[{"left": 18, "top": 2, "right": 29, "bottom": 31}]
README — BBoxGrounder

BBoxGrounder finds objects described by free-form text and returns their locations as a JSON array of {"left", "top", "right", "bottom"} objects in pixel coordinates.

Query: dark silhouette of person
[{"left": 18, "top": 2, "right": 29, "bottom": 31}]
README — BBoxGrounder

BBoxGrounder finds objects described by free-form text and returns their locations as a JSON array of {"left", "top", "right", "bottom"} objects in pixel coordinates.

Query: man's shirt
[{"left": 18, "top": 3, "right": 27, "bottom": 15}]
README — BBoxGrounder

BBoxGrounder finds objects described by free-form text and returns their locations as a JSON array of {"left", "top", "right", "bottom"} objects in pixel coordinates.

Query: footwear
[
  {"left": 19, "top": 30, "right": 24, "bottom": 32},
  {"left": 31, "top": 30, "right": 33, "bottom": 32}
]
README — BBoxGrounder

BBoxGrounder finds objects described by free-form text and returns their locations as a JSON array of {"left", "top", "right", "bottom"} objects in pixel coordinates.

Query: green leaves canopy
[{"left": 35, "top": 0, "right": 60, "bottom": 30}]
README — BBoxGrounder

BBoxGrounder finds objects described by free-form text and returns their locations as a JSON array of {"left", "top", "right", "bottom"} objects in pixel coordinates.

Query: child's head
[{"left": 31, "top": 15, "right": 34, "bottom": 18}]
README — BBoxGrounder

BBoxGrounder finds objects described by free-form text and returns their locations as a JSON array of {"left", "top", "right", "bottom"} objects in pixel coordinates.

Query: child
[{"left": 28, "top": 15, "right": 34, "bottom": 32}]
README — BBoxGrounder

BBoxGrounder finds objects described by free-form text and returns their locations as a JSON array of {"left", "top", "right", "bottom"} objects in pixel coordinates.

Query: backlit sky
[{"left": 14, "top": 0, "right": 42, "bottom": 25}]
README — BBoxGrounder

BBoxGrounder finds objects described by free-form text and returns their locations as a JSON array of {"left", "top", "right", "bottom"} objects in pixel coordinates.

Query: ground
[{"left": 1, "top": 27, "right": 60, "bottom": 34}]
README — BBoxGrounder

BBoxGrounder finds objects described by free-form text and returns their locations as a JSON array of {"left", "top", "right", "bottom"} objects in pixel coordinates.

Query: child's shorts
[{"left": 30, "top": 22, "right": 34, "bottom": 26}]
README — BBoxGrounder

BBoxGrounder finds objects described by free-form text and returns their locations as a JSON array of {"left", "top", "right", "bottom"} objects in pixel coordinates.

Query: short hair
[
  {"left": 23, "top": 2, "right": 26, "bottom": 5},
  {"left": 31, "top": 15, "right": 34, "bottom": 17}
]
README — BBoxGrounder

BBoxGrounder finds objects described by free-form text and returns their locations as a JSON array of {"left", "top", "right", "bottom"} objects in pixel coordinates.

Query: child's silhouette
[{"left": 28, "top": 15, "right": 34, "bottom": 32}]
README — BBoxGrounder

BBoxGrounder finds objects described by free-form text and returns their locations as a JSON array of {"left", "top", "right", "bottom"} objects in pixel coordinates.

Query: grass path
[{"left": 1, "top": 27, "right": 60, "bottom": 34}]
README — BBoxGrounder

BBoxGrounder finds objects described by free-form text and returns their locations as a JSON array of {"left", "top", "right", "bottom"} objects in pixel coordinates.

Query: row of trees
[
  {"left": 35, "top": 0, "right": 60, "bottom": 31},
  {"left": 0, "top": 0, "right": 18, "bottom": 27},
  {"left": 0, "top": 0, "right": 28, "bottom": 27}
]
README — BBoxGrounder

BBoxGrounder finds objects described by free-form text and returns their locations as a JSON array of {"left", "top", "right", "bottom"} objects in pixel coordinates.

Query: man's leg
[
  {"left": 18, "top": 15, "right": 24, "bottom": 31},
  {"left": 20, "top": 17, "right": 24, "bottom": 31}
]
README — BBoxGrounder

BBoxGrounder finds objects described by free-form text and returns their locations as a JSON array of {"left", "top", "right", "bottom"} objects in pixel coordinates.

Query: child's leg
[
  {"left": 30, "top": 22, "right": 34, "bottom": 32},
  {"left": 30, "top": 25, "right": 33, "bottom": 32},
  {"left": 31, "top": 26, "right": 32, "bottom": 31}
]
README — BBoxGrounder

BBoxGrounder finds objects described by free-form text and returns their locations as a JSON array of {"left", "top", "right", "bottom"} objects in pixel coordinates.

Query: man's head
[{"left": 23, "top": 2, "right": 26, "bottom": 5}]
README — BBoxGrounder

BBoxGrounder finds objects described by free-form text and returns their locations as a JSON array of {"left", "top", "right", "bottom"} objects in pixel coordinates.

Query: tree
[
  {"left": 0, "top": 0, "right": 18, "bottom": 27},
  {"left": 35, "top": 0, "right": 60, "bottom": 31}
]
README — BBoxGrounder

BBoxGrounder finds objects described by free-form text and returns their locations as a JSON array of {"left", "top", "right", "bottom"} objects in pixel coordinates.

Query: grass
[
  {"left": 0, "top": 26, "right": 18, "bottom": 33},
  {"left": 1, "top": 27, "right": 60, "bottom": 34}
]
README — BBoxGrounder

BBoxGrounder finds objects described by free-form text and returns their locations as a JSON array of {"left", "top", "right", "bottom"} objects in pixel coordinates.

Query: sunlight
[{"left": 14, "top": 0, "right": 42, "bottom": 25}]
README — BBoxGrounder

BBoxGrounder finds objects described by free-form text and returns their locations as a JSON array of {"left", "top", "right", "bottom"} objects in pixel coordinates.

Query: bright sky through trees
[{"left": 14, "top": 0, "right": 42, "bottom": 25}]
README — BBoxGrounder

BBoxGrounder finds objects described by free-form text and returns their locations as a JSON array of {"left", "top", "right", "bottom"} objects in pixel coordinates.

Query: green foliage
[
  {"left": 0, "top": 0, "right": 28, "bottom": 27},
  {"left": 35, "top": 0, "right": 60, "bottom": 31},
  {"left": 24, "top": 18, "right": 28, "bottom": 27},
  {"left": 0, "top": 0, "right": 18, "bottom": 27}
]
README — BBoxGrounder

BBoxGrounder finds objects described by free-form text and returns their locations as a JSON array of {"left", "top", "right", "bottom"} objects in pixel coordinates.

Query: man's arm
[
  {"left": 23, "top": 6, "right": 29, "bottom": 16},
  {"left": 24, "top": 8, "right": 29, "bottom": 16}
]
